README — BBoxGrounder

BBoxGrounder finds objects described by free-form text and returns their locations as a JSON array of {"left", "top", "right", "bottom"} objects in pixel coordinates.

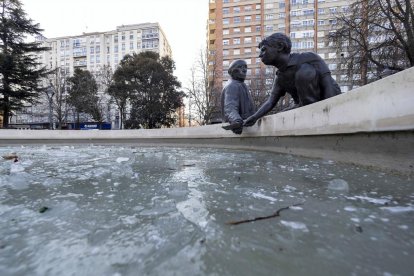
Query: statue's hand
[
  {"left": 243, "top": 116, "right": 257, "bottom": 127},
  {"left": 222, "top": 120, "right": 243, "bottom": 135}
]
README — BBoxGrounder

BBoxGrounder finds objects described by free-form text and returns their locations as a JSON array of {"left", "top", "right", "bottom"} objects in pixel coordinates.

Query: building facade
[
  {"left": 207, "top": 0, "right": 353, "bottom": 111},
  {"left": 10, "top": 23, "right": 173, "bottom": 128}
]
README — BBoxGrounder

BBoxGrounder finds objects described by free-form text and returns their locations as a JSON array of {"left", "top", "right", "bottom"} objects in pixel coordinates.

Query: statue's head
[
  {"left": 258, "top": 33, "right": 292, "bottom": 54},
  {"left": 228, "top": 59, "right": 247, "bottom": 82}
]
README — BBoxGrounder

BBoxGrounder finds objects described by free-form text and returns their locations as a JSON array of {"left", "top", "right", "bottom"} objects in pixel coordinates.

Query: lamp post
[
  {"left": 188, "top": 95, "right": 192, "bottom": 127},
  {"left": 46, "top": 85, "right": 55, "bottom": 130}
]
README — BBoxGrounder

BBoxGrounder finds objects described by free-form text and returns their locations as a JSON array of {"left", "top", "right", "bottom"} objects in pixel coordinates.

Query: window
[
  {"left": 318, "top": 8, "right": 325, "bottom": 14},
  {"left": 255, "top": 15, "right": 261, "bottom": 21},
  {"left": 234, "top": 17, "right": 241, "bottom": 23},
  {"left": 318, "top": 20, "right": 325, "bottom": 25},
  {"left": 292, "top": 41, "right": 301, "bottom": 49},
  {"left": 302, "top": 41, "right": 314, "bottom": 49},
  {"left": 302, "top": 19, "right": 314, "bottom": 26},
  {"left": 291, "top": 10, "right": 301, "bottom": 17},
  {"left": 317, "top": 42, "right": 324, "bottom": 48},
  {"left": 328, "top": 53, "right": 337, "bottom": 58},
  {"left": 223, "top": 7, "right": 229, "bottom": 14},
  {"left": 130, "top": 33, "right": 134, "bottom": 40},
  {"left": 130, "top": 42, "right": 134, "bottom": 50},
  {"left": 256, "top": 4, "right": 261, "bottom": 10},
  {"left": 233, "top": 7, "right": 240, "bottom": 13},
  {"left": 265, "top": 14, "right": 274, "bottom": 20},
  {"left": 223, "top": 18, "right": 230, "bottom": 25},
  {"left": 303, "top": 9, "right": 314, "bottom": 16},
  {"left": 317, "top": 31, "right": 325, "bottom": 37},
  {"left": 233, "top": 38, "right": 240, "bottom": 45},
  {"left": 244, "top": 48, "right": 251, "bottom": 54},
  {"left": 114, "top": 45, "right": 118, "bottom": 53},
  {"left": 223, "top": 29, "right": 230, "bottom": 35},
  {"left": 245, "top": 59, "right": 251, "bottom": 65},
  {"left": 329, "top": 63, "right": 337, "bottom": 70},
  {"left": 122, "top": 43, "right": 125, "bottom": 51},
  {"left": 245, "top": 16, "right": 251, "bottom": 22},
  {"left": 265, "top": 25, "right": 274, "bottom": 31},
  {"left": 233, "top": 49, "right": 240, "bottom": 55},
  {"left": 265, "top": 3, "right": 274, "bottom": 9},
  {"left": 244, "top": 5, "right": 252, "bottom": 12},
  {"left": 234, "top": 27, "right": 241, "bottom": 33},
  {"left": 121, "top": 33, "right": 125, "bottom": 40},
  {"left": 279, "top": 12, "right": 286, "bottom": 18},
  {"left": 244, "top": 37, "right": 252, "bottom": 44},
  {"left": 223, "top": 49, "right": 229, "bottom": 56},
  {"left": 329, "top": 19, "right": 337, "bottom": 25},
  {"left": 245, "top": 27, "right": 251, "bottom": 33},
  {"left": 223, "top": 60, "right": 230, "bottom": 66},
  {"left": 329, "top": 7, "right": 337, "bottom": 13},
  {"left": 255, "top": 37, "right": 261, "bottom": 43},
  {"left": 223, "top": 39, "right": 229, "bottom": 45},
  {"left": 90, "top": 46, "right": 94, "bottom": 54},
  {"left": 303, "top": 31, "right": 314, "bottom": 38}
]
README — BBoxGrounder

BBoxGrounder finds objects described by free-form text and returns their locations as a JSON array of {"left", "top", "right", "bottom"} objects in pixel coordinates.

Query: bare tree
[
  {"left": 185, "top": 48, "right": 220, "bottom": 125},
  {"left": 330, "top": 0, "right": 414, "bottom": 87},
  {"left": 47, "top": 67, "right": 69, "bottom": 129},
  {"left": 94, "top": 65, "right": 114, "bottom": 123}
]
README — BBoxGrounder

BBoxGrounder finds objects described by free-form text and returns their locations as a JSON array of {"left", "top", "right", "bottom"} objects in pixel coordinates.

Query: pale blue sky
[{"left": 20, "top": 0, "right": 209, "bottom": 88}]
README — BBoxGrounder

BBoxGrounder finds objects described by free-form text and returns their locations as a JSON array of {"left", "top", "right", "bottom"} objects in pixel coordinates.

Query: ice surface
[
  {"left": 327, "top": 178, "right": 349, "bottom": 191},
  {"left": 0, "top": 145, "right": 413, "bottom": 276}
]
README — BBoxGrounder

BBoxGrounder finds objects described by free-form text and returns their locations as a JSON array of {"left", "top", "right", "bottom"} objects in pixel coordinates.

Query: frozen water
[
  {"left": 328, "top": 178, "right": 349, "bottom": 191},
  {"left": 0, "top": 145, "right": 413, "bottom": 276}
]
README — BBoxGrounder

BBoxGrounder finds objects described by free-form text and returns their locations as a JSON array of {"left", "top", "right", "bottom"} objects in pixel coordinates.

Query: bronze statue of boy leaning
[{"left": 244, "top": 32, "right": 341, "bottom": 127}]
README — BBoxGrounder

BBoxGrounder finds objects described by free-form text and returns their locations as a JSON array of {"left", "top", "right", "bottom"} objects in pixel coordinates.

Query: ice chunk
[
  {"left": 380, "top": 206, "right": 414, "bottom": 213},
  {"left": 353, "top": 196, "right": 390, "bottom": 205},
  {"left": 280, "top": 220, "right": 309, "bottom": 232},
  {"left": 328, "top": 179, "right": 349, "bottom": 191},
  {"left": 116, "top": 157, "right": 129, "bottom": 163},
  {"left": 10, "top": 163, "right": 25, "bottom": 173},
  {"left": 344, "top": 206, "right": 357, "bottom": 212},
  {"left": 249, "top": 192, "right": 277, "bottom": 202}
]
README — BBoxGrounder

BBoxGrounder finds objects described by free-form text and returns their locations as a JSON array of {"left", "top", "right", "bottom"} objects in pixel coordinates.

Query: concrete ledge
[{"left": 1, "top": 67, "right": 413, "bottom": 175}]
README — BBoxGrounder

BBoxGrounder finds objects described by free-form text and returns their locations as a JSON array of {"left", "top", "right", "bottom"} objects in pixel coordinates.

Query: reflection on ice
[{"left": 0, "top": 145, "right": 413, "bottom": 275}]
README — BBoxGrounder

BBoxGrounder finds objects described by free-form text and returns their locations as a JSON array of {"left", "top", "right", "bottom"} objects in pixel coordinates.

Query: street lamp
[
  {"left": 188, "top": 95, "right": 192, "bottom": 127},
  {"left": 46, "top": 84, "right": 55, "bottom": 130}
]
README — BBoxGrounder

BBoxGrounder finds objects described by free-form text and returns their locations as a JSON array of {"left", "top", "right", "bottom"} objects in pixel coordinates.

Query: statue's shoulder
[
  {"left": 297, "top": 52, "right": 322, "bottom": 64},
  {"left": 225, "top": 79, "right": 243, "bottom": 90}
]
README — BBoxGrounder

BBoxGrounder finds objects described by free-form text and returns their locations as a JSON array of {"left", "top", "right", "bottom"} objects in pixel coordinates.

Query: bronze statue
[
  {"left": 221, "top": 60, "right": 255, "bottom": 134},
  {"left": 244, "top": 33, "right": 341, "bottom": 127}
]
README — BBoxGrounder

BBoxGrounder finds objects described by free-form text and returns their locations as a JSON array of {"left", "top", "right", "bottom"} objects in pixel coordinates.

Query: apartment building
[
  {"left": 10, "top": 23, "right": 172, "bottom": 128},
  {"left": 207, "top": 0, "right": 352, "bottom": 103},
  {"left": 38, "top": 22, "right": 171, "bottom": 76}
]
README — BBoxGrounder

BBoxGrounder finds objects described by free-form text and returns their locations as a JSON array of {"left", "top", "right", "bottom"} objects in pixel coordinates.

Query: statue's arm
[
  {"left": 223, "top": 88, "right": 242, "bottom": 124},
  {"left": 244, "top": 81, "right": 283, "bottom": 127},
  {"left": 320, "top": 73, "right": 341, "bottom": 99}
]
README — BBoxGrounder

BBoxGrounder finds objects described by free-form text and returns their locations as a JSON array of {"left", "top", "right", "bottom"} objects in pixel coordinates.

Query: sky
[{"left": 20, "top": 0, "right": 209, "bottom": 88}]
